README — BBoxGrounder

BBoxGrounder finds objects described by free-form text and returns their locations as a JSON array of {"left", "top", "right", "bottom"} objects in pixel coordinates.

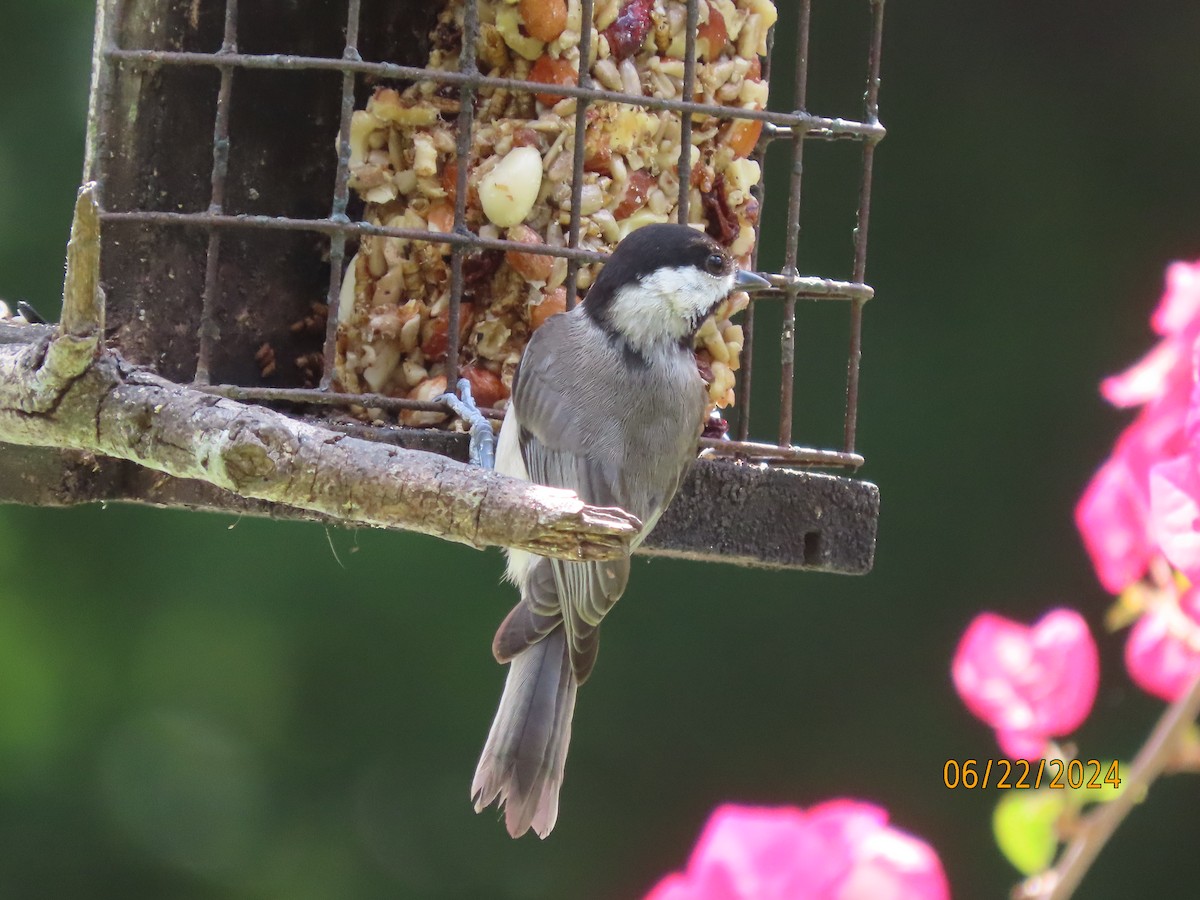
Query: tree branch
[{"left": 0, "top": 185, "right": 641, "bottom": 561}]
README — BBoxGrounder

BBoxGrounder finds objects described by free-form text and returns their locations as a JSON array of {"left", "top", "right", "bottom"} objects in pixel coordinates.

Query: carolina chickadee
[{"left": 471, "top": 223, "right": 771, "bottom": 838}]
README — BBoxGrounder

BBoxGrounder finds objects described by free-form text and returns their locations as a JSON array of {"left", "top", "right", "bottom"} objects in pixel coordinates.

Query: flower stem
[{"left": 1013, "top": 673, "right": 1200, "bottom": 900}]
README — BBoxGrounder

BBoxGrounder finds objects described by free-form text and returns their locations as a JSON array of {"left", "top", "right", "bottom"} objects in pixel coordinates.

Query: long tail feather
[{"left": 471, "top": 629, "right": 577, "bottom": 838}]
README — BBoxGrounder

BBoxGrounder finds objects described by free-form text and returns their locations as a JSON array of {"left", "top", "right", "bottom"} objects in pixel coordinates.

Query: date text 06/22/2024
[{"left": 943, "top": 759, "right": 1122, "bottom": 791}]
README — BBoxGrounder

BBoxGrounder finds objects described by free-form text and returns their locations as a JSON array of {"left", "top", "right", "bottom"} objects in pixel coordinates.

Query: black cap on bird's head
[
  {"left": 582, "top": 223, "right": 770, "bottom": 353},
  {"left": 587, "top": 223, "right": 732, "bottom": 295}
]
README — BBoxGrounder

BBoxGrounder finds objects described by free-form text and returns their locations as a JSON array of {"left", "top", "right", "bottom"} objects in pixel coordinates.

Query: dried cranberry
[
  {"left": 613, "top": 169, "right": 656, "bottom": 219},
  {"left": 702, "top": 412, "right": 730, "bottom": 439},
  {"left": 604, "top": 0, "right": 654, "bottom": 60},
  {"left": 462, "top": 250, "right": 504, "bottom": 291},
  {"left": 700, "top": 174, "right": 738, "bottom": 246}
]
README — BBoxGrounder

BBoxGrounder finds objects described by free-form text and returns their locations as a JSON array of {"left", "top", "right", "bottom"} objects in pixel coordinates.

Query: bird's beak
[{"left": 734, "top": 269, "right": 772, "bottom": 293}]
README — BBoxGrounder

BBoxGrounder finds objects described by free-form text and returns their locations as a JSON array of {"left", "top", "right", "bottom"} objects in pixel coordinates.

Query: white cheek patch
[{"left": 607, "top": 266, "right": 735, "bottom": 353}]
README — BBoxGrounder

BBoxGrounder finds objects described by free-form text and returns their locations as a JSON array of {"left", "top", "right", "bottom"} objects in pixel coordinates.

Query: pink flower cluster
[
  {"left": 953, "top": 263, "right": 1200, "bottom": 750},
  {"left": 1077, "top": 261, "right": 1200, "bottom": 591},
  {"left": 952, "top": 609, "right": 1098, "bottom": 758},
  {"left": 1076, "top": 260, "right": 1200, "bottom": 700},
  {"left": 645, "top": 802, "right": 949, "bottom": 900}
]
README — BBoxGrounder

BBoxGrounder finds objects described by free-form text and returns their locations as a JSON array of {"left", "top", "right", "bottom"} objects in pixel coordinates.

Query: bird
[{"left": 470, "top": 223, "right": 771, "bottom": 838}]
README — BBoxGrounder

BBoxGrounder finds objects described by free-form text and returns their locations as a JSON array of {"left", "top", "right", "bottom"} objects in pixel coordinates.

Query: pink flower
[
  {"left": 1125, "top": 583, "right": 1200, "bottom": 702},
  {"left": 1076, "top": 393, "right": 1192, "bottom": 593},
  {"left": 645, "top": 802, "right": 949, "bottom": 900},
  {"left": 1076, "top": 444, "right": 1154, "bottom": 594},
  {"left": 1078, "top": 260, "right": 1200, "bottom": 593},
  {"left": 1101, "top": 260, "right": 1200, "bottom": 408},
  {"left": 1149, "top": 453, "right": 1200, "bottom": 580},
  {"left": 952, "top": 609, "right": 1099, "bottom": 758},
  {"left": 1077, "top": 362, "right": 1193, "bottom": 593}
]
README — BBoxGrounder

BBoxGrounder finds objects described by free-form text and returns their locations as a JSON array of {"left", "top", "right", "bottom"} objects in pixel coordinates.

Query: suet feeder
[{"left": 24, "top": 0, "right": 885, "bottom": 571}]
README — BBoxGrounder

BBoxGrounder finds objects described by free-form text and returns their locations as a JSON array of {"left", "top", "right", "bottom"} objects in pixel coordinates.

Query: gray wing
[{"left": 507, "top": 321, "right": 633, "bottom": 684}]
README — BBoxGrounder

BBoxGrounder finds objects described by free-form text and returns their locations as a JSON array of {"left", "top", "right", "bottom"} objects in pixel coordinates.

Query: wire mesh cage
[{"left": 75, "top": 0, "right": 884, "bottom": 571}]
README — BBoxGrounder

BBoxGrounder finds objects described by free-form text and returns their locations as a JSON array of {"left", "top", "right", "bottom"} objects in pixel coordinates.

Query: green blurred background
[{"left": 3, "top": 1, "right": 1200, "bottom": 897}]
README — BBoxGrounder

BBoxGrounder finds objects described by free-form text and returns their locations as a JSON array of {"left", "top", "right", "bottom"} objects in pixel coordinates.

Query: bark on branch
[{"left": 0, "top": 185, "right": 641, "bottom": 561}]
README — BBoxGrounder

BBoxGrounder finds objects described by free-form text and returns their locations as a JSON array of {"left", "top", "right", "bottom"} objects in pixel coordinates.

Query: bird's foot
[{"left": 440, "top": 377, "right": 496, "bottom": 469}]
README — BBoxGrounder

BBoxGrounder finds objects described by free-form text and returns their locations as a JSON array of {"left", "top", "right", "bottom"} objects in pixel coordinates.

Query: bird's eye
[{"left": 704, "top": 253, "right": 725, "bottom": 276}]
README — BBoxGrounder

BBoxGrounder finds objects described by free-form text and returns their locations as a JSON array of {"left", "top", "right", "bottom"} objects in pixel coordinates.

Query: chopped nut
[
  {"left": 362, "top": 342, "right": 401, "bottom": 393},
  {"left": 577, "top": 182, "right": 605, "bottom": 216},
  {"left": 427, "top": 201, "right": 455, "bottom": 233},
  {"left": 726, "top": 118, "right": 764, "bottom": 159},
  {"left": 347, "top": 110, "right": 377, "bottom": 174},
  {"left": 618, "top": 207, "right": 670, "bottom": 238},
  {"left": 519, "top": 0, "right": 568, "bottom": 43},
  {"left": 618, "top": 58, "right": 642, "bottom": 95},
  {"left": 474, "top": 316, "right": 513, "bottom": 361},
  {"left": 713, "top": 0, "right": 740, "bottom": 40},
  {"left": 479, "top": 146, "right": 543, "bottom": 227},
  {"left": 592, "top": 57, "right": 623, "bottom": 92},
  {"left": 477, "top": 23, "right": 512, "bottom": 70},
  {"left": 739, "top": 77, "right": 769, "bottom": 108},
  {"left": 463, "top": 364, "right": 509, "bottom": 408},
  {"left": 422, "top": 302, "right": 476, "bottom": 362},
  {"left": 725, "top": 157, "right": 761, "bottom": 197},
  {"left": 595, "top": 0, "right": 622, "bottom": 30},
  {"left": 371, "top": 266, "right": 406, "bottom": 307},
  {"left": 401, "top": 358, "right": 428, "bottom": 387},
  {"left": 697, "top": 317, "right": 729, "bottom": 364},
  {"left": 412, "top": 132, "right": 438, "bottom": 177},
  {"left": 530, "top": 286, "right": 567, "bottom": 330},
  {"left": 529, "top": 54, "right": 578, "bottom": 106},
  {"left": 709, "top": 359, "right": 735, "bottom": 406},
  {"left": 401, "top": 375, "right": 449, "bottom": 427},
  {"left": 697, "top": 2, "right": 728, "bottom": 60},
  {"left": 722, "top": 323, "right": 744, "bottom": 353},
  {"left": 496, "top": 5, "right": 547, "bottom": 61},
  {"left": 652, "top": 8, "right": 672, "bottom": 54},
  {"left": 369, "top": 89, "right": 440, "bottom": 127},
  {"left": 613, "top": 169, "right": 655, "bottom": 219},
  {"left": 730, "top": 222, "right": 756, "bottom": 257},
  {"left": 400, "top": 310, "right": 423, "bottom": 353},
  {"left": 591, "top": 208, "right": 621, "bottom": 243},
  {"left": 505, "top": 224, "right": 555, "bottom": 282}
]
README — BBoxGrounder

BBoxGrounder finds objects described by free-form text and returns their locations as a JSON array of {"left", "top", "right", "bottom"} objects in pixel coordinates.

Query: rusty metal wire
[
  {"left": 563, "top": 0, "right": 596, "bottom": 312},
  {"left": 845, "top": 0, "right": 887, "bottom": 455},
  {"left": 319, "top": 0, "right": 364, "bottom": 391},
  {"left": 92, "top": 0, "right": 886, "bottom": 470},
  {"left": 193, "top": 0, "right": 239, "bottom": 385}
]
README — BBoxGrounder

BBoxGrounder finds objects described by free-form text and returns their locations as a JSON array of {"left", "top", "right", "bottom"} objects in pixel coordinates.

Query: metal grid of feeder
[{"left": 79, "top": 0, "right": 885, "bottom": 571}]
